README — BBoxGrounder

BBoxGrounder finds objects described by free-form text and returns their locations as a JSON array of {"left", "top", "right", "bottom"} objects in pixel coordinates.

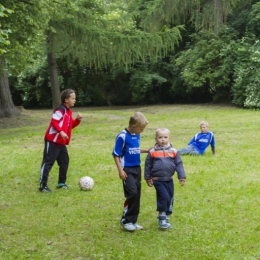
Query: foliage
[
  {"left": 230, "top": 2, "right": 260, "bottom": 108},
  {"left": 3, "top": 0, "right": 260, "bottom": 110},
  {"left": 1, "top": 105, "right": 260, "bottom": 259},
  {"left": 231, "top": 37, "right": 260, "bottom": 108},
  {"left": 14, "top": 55, "right": 52, "bottom": 108},
  {"left": 43, "top": 0, "right": 183, "bottom": 69},
  {"left": 175, "top": 30, "right": 233, "bottom": 102},
  {"left": 129, "top": 63, "right": 167, "bottom": 104},
  {"left": 126, "top": 0, "right": 251, "bottom": 34},
  {"left": 0, "top": 0, "right": 51, "bottom": 76},
  {"left": 0, "top": 4, "right": 13, "bottom": 54}
]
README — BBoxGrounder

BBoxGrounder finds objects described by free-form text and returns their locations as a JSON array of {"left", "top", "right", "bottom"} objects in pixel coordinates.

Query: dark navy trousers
[{"left": 153, "top": 180, "right": 174, "bottom": 215}]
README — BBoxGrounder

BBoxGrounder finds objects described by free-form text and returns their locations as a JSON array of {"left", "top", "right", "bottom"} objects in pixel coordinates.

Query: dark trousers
[
  {"left": 153, "top": 180, "right": 174, "bottom": 216},
  {"left": 121, "top": 166, "right": 141, "bottom": 224},
  {"left": 40, "top": 140, "right": 69, "bottom": 186}
]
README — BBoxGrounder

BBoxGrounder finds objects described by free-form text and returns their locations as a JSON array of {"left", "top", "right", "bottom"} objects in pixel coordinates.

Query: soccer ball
[{"left": 79, "top": 176, "right": 94, "bottom": 191}]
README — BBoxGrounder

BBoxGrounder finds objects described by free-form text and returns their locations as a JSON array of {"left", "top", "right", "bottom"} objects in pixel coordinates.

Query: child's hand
[
  {"left": 76, "top": 112, "right": 83, "bottom": 121},
  {"left": 60, "top": 131, "right": 68, "bottom": 139},
  {"left": 179, "top": 179, "right": 185, "bottom": 186},
  {"left": 119, "top": 169, "right": 127, "bottom": 180},
  {"left": 146, "top": 179, "right": 153, "bottom": 187},
  {"left": 141, "top": 147, "right": 153, "bottom": 153}
]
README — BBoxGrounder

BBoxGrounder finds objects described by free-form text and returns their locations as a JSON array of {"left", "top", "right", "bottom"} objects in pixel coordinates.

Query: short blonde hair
[
  {"left": 129, "top": 112, "right": 148, "bottom": 126},
  {"left": 199, "top": 121, "right": 209, "bottom": 127},
  {"left": 155, "top": 128, "right": 170, "bottom": 137}
]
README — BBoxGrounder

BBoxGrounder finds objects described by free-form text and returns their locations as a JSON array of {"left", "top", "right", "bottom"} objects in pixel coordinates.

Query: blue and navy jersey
[
  {"left": 189, "top": 132, "right": 215, "bottom": 155},
  {"left": 112, "top": 129, "right": 141, "bottom": 168}
]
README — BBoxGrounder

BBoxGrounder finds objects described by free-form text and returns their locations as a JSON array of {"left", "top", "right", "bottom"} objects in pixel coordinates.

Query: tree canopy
[{"left": 0, "top": 0, "right": 259, "bottom": 117}]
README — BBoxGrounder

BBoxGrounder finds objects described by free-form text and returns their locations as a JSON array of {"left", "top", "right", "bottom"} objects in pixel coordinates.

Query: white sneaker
[
  {"left": 133, "top": 223, "right": 143, "bottom": 230},
  {"left": 122, "top": 223, "right": 136, "bottom": 231}
]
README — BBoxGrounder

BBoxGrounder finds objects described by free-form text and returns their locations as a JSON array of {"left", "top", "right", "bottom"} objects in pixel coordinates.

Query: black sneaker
[
  {"left": 39, "top": 186, "right": 53, "bottom": 193},
  {"left": 57, "top": 184, "right": 69, "bottom": 189}
]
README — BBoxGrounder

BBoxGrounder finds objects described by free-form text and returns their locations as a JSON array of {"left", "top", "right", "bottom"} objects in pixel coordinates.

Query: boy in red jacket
[{"left": 39, "top": 89, "right": 83, "bottom": 192}]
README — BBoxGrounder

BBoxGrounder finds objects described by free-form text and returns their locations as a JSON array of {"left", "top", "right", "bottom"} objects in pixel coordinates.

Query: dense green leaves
[
  {"left": 129, "top": 64, "right": 167, "bottom": 103},
  {"left": 0, "top": 4, "right": 13, "bottom": 54},
  {"left": 2, "top": 0, "right": 260, "bottom": 113},
  {"left": 175, "top": 31, "right": 233, "bottom": 101}
]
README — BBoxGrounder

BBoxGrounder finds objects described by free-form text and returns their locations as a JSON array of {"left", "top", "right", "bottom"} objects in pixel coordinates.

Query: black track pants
[
  {"left": 121, "top": 166, "right": 141, "bottom": 224},
  {"left": 40, "top": 140, "right": 69, "bottom": 186}
]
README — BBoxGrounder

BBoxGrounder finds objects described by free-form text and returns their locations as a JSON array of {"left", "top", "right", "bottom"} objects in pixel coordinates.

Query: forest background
[{"left": 1, "top": 0, "right": 260, "bottom": 117}]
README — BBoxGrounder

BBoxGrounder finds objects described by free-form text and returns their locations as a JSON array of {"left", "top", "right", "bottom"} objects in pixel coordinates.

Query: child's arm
[
  {"left": 50, "top": 110, "right": 69, "bottom": 139},
  {"left": 179, "top": 179, "right": 185, "bottom": 186},
  {"left": 188, "top": 135, "right": 196, "bottom": 145},
  {"left": 211, "top": 134, "right": 216, "bottom": 155},
  {"left": 175, "top": 153, "right": 186, "bottom": 186},
  {"left": 144, "top": 153, "right": 153, "bottom": 187},
  {"left": 140, "top": 147, "right": 153, "bottom": 153},
  {"left": 71, "top": 112, "right": 82, "bottom": 129},
  {"left": 76, "top": 112, "right": 83, "bottom": 121},
  {"left": 113, "top": 156, "right": 127, "bottom": 180}
]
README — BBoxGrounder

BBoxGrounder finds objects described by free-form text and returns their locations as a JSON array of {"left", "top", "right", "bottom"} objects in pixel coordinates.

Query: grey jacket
[{"left": 144, "top": 143, "right": 186, "bottom": 181}]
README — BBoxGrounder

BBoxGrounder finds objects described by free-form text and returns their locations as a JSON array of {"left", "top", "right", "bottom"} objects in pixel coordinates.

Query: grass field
[{"left": 1, "top": 104, "right": 260, "bottom": 260}]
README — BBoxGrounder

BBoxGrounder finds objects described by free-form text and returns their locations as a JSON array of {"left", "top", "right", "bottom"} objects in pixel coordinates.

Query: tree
[
  {"left": 0, "top": 3, "right": 20, "bottom": 117},
  {"left": 0, "top": 4, "right": 12, "bottom": 54},
  {"left": 128, "top": 0, "right": 249, "bottom": 34},
  {"left": 44, "top": 0, "right": 183, "bottom": 108},
  {"left": 2, "top": 0, "right": 253, "bottom": 116},
  {"left": 0, "top": 0, "right": 49, "bottom": 117}
]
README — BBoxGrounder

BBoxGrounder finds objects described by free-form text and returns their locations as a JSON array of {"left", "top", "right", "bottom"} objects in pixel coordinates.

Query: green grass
[{"left": 1, "top": 104, "right": 260, "bottom": 260}]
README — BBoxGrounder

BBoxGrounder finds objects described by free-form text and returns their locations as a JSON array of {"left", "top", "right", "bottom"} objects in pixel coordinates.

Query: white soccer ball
[{"left": 79, "top": 176, "right": 94, "bottom": 191}]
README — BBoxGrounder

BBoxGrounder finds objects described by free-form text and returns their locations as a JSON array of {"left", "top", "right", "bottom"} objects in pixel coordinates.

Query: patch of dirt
[{"left": 0, "top": 109, "right": 52, "bottom": 129}]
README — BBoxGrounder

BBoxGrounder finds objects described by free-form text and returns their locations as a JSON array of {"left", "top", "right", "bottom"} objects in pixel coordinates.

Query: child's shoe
[
  {"left": 158, "top": 217, "right": 168, "bottom": 229},
  {"left": 57, "top": 183, "right": 69, "bottom": 189},
  {"left": 166, "top": 218, "right": 173, "bottom": 229},
  {"left": 133, "top": 223, "right": 143, "bottom": 230},
  {"left": 121, "top": 222, "right": 136, "bottom": 232},
  {"left": 39, "top": 185, "right": 53, "bottom": 193}
]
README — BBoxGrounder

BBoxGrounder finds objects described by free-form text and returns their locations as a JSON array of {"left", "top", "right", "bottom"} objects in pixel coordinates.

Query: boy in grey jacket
[{"left": 145, "top": 128, "right": 186, "bottom": 229}]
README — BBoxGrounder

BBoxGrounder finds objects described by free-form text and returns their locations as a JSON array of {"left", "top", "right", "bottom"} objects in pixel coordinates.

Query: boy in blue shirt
[
  {"left": 112, "top": 112, "right": 149, "bottom": 232},
  {"left": 178, "top": 121, "right": 215, "bottom": 155}
]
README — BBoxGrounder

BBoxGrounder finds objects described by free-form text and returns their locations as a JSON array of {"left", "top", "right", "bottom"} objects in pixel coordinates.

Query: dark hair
[{"left": 61, "top": 89, "right": 75, "bottom": 103}]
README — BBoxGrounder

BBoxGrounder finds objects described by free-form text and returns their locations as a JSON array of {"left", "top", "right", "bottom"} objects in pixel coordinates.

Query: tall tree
[
  {"left": 0, "top": 4, "right": 19, "bottom": 117},
  {"left": 1, "top": 0, "right": 252, "bottom": 116},
  {"left": 127, "top": 0, "right": 250, "bottom": 34},
  {"left": 0, "top": 0, "right": 48, "bottom": 117},
  {"left": 44, "top": 0, "right": 183, "bottom": 108}
]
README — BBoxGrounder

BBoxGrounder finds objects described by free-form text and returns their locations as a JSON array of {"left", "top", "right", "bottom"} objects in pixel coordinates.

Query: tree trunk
[
  {"left": 100, "top": 84, "right": 113, "bottom": 106},
  {"left": 213, "top": 0, "right": 223, "bottom": 33},
  {"left": 47, "top": 31, "right": 61, "bottom": 109},
  {"left": 0, "top": 56, "right": 21, "bottom": 118}
]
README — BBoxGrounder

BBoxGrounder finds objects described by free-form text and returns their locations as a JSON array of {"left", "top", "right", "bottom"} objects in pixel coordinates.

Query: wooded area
[{"left": 1, "top": 0, "right": 260, "bottom": 117}]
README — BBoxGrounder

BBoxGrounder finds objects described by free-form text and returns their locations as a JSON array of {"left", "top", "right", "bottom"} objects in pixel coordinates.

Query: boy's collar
[
  {"left": 125, "top": 128, "right": 134, "bottom": 134},
  {"left": 62, "top": 103, "right": 71, "bottom": 110},
  {"left": 154, "top": 143, "right": 172, "bottom": 150}
]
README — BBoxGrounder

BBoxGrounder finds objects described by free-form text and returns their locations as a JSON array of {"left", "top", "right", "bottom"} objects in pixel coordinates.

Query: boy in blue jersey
[
  {"left": 112, "top": 112, "right": 149, "bottom": 232},
  {"left": 178, "top": 121, "right": 215, "bottom": 155}
]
